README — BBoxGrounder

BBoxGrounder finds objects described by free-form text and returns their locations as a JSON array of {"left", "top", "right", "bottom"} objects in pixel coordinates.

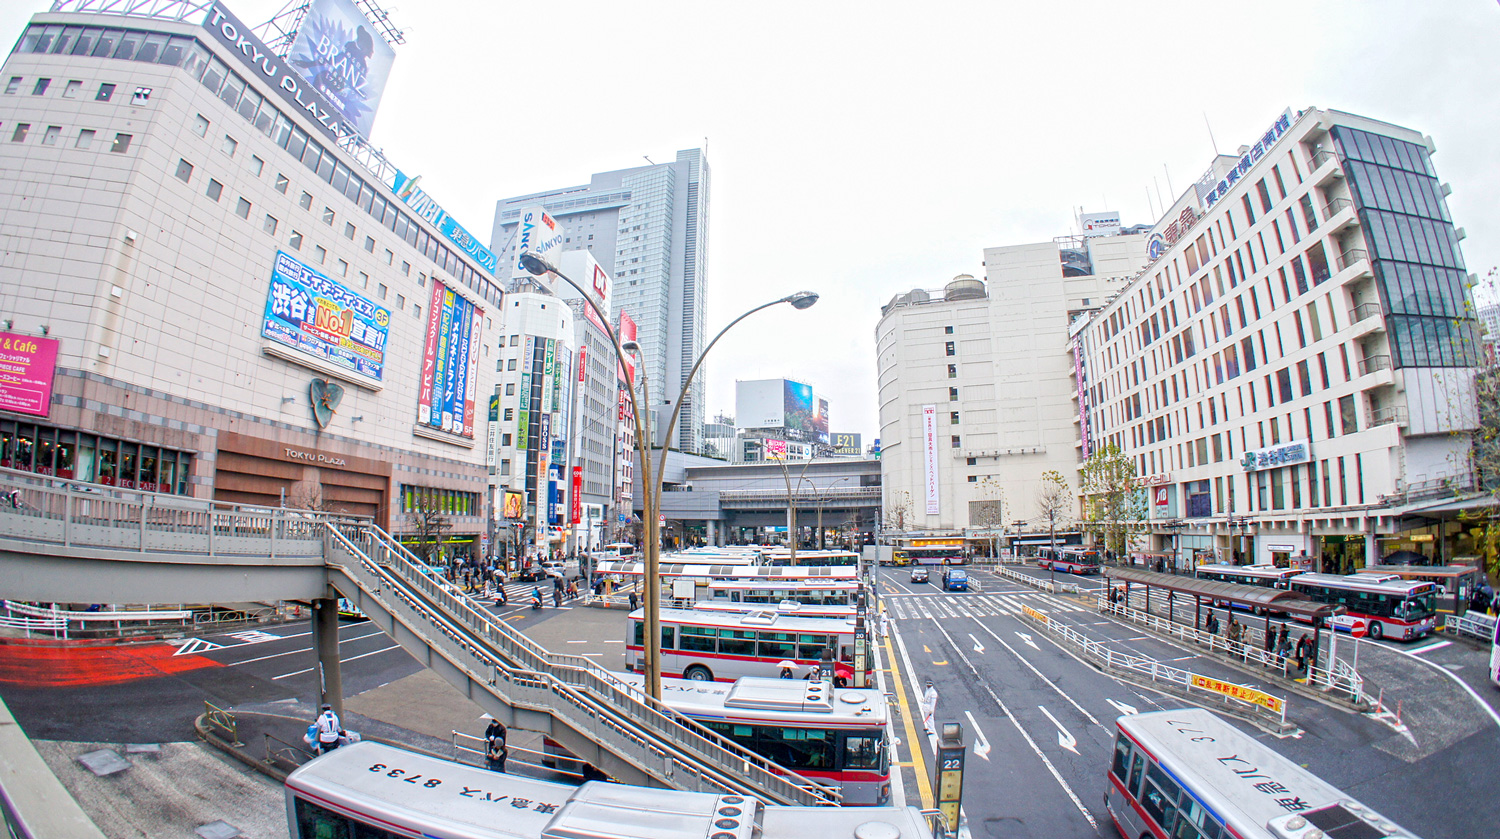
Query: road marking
[
  {"left": 1407, "top": 640, "right": 1451, "bottom": 655},
  {"left": 1105, "top": 698, "right": 1138, "bottom": 717},
  {"left": 970, "top": 634, "right": 985, "bottom": 654},
  {"left": 964, "top": 710, "right": 991, "bottom": 761},
  {"left": 971, "top": 620, "right": 1104, "bottom": 730},
  {"left": 887, "top": 624, "right": 936, "bottom": 808},
  {"left": 928, "top": 620, "right": 1097, "bottom": 830},
  {"left": 173, "top": 638, "right": 223, "bottom": 656},
  {"left": 272, "top": 643, "right": 402, "bottom": 679},
  {"left": 566, "top": 640, "right": 588, "bottom": 644},
  {"left": 1383, "top": 639, "right": 1500, "bottom": 732},
  {"left": 1038, "top": 705, "right": 1079, "bottom": 754},
  {"left": 931, "top": 660, "right": 949, "bottom": 666},
  {"left": 1015, "top": 632, "right": 1038, "bottom": 651}
]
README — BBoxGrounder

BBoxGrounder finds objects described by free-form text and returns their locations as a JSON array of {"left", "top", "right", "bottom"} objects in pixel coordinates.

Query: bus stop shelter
[{"left": 1105, "top": 567, "right": 1345, "bottom": 657}]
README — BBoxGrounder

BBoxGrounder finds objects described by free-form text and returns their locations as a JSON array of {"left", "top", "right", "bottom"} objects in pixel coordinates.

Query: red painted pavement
[{"left": 0, "top": 641, "right": 223, "bottom": 687}]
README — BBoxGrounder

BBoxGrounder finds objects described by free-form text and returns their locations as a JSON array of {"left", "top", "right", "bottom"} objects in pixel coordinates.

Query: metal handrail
[
  {"left": 203, "top": 700, "right": 240, "bottom": 746},
  {"left": 325, "top": 523, "right": 840, "bottom": 805},
  {"left": 1336, "top": 248, "right": 1368, "bottom": 272},
  {"left": 1309, "top": 150, "right": 1336, "bottom": 170},
  {"left": 1320, "top": 197, "right": 1351, "bottom": 219},
  {"left": 1369, "top": 405, "right": 1408, "bottom": 427},
  {"left": 1442, "top": 610, "right": 1495, "bottom": 642},
  {"left": 993, "top": 564, "right": 1082, "bottom": 595},
  {"left": 1350, "top": 302, "right": 1381, "bottom": 322},
  {"left": 1358, "top": 354, "right": 1392, "bottom": 376}
]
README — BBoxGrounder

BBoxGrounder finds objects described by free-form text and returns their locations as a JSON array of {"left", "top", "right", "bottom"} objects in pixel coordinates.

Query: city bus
[
  {"left": 1288, "top": 572, "right": 1438, "bottom": 641},
  {"left": 703, "top": 578, "right": 860, "bottom": 609},
  {"left": 285, "top": 741, "right": 932, "bottom": 838},
  {"left": 1034, "top": 546, "right": 1102, "bottom": 575},
  {"left": 668, "top": 546, "right": 767, "bottom": 567},
  {"left": 626, "top": 607, "right": 871, "bottom": 684},
  {"left": 1106, "top": 708, "right": 1417, "bottom": 839},
  {"left": 1362, "top": 563, "right": 1480, "bottom": 615},
  {"left": 763, "top": 549, "right": 860, "bottom": 568},
  {"left": 691, "top": 600, "right": 858, "bottom": 621},
  {"left": 891, "top": 546, "right": 966, "bottom": 566},
  {"left": 1194, "top": 564, "right": 1304, "bottom": 612}
]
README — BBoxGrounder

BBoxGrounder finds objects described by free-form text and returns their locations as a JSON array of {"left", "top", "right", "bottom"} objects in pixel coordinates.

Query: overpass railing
[{"left": 325, "top": 523, "right": 839, "bottom": 806}]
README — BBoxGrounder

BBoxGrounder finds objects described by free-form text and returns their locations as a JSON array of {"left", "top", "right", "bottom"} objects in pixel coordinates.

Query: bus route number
[
  {"left": 942, "top": 758, "right": 961, "bottom": 770},
  {"left": 368, "top": 763, "right": 442, "bottom": 788}
]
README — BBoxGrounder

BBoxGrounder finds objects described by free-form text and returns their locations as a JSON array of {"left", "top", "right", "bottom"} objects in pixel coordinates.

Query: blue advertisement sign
[
  {"left": 392, "top": 170, "right": 499, "bottom": 274},
  {"left": 262, "top": 250, "right": 388, "bottom": 382},
  {"left": 414, "top": 282, "right": 480, "bottom": 439},
  {"left": 286, "top": 0, "right": 396, "bottom": 139}
]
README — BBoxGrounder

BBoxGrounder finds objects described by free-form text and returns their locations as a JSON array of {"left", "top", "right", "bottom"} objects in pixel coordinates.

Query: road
[{"left": 877, "top": 562, "right": 1496, "bottom": 839}]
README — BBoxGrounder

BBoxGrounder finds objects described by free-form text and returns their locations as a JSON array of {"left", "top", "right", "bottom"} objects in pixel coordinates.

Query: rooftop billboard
[{"left": 286, "top": 0, "right": 397, "bottom": 139}]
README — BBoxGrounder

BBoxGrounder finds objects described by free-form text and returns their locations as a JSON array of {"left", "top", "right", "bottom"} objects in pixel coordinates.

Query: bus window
[
  {"left": 842, "top": 732, "right": 881, "bottom": 770},
  {"left": 1174, "top": 798, "right": 1222, "bottom": 839},
  {"left": 1128, "top": 751, "right": 1146, "bottom": 799},
  {"left": 758, "top": 631, "right": 795, "bottom": 659},
  {"left": 632, "top": 620, "right": 642, "bottom": 645},
  {"left": 785, "top": 728, "right": 834, "bottom": 769},
  {"left": 1110, "top": 735, "right": 1131, "bottom": 782},
  {"left": 1142, "top": 763, "right": 1182, "bottom": 834},
  {"left": 680, "top": 625, "right": 718, "bottom": 652},
  {"left": 798, "top": 634, "right": 832, "bottom": 659},
  {"left": 719, "top": 629, "right": 756, "bottom": 656},
  {"left": 661, "top": 625, "right": 675, "bottom": 650}
]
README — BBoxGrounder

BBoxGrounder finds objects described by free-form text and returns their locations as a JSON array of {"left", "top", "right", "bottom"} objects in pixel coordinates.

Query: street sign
[
  {"left": 1351, "top": 619, "right": 1368, "bottom": 638},
  {"left": 935, "top": 722, "right": 966, "bottom": 837}
]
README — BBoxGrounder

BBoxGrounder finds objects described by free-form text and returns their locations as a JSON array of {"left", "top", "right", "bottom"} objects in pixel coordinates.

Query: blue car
[{"left": 942, "top": 568, "right": 969, "bottom": 591}]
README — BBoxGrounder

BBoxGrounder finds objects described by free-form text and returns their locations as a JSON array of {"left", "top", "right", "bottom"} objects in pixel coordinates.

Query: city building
[
  {"left": 0, "top": 4, "right": 502, "bottom": 559},
  {"left": 491, "top": 150, "right": 712, "bottom": 455},
  {"left": 1073, "top": 107, "right": 1481, "bottom": 571},
  {"left": 875, "top": 224, "right": 1150, "bottom": 545}
]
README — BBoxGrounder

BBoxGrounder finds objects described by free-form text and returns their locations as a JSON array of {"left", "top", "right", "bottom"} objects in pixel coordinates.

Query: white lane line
[
  {"left": 971, "top": 619, "right": 1105, "bottom": 731},
  {"left": 1406, "top": 640, "right": 1451, "bottom": 656},
  {"left": 225, "top": 626, "right": 386, "bottom": 667},
  {"left": 566, "top": 640, "right": 589, "bottom": 644},
  {"left": 1384, "top": 638, "right": 1500, "bottom": 731},
  {"left": 273, "top": 643, "right": 402, "bottom": 679},
  {"left": 930, "top": 619, "right": 1097, "bottom": 830}
]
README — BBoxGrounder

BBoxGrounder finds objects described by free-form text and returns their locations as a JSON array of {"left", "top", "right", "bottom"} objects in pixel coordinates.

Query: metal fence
[
  {"left": 993, "top": 564, "right": 1083, "bottom": 595},
  {"left": 1441, "top": 610, "right": 1495, "bottom": 643}
]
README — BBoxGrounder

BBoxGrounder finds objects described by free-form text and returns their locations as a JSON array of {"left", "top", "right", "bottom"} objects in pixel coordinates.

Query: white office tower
[
  {"left": 492, "top": 150, "right": 711, "bottom": 454},
  {"left": 1073, "top": 108, "right": 1480, "bottom": 572},
  {"left": 875, "top": 223, "right": 1150, "bottom": 535}
]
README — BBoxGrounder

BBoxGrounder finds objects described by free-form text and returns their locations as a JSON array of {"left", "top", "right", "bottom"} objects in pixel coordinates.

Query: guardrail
[
  {"left": 204, "top": 701, "right": 240, "bottom": 747},
  {"left": 450, "top": 730, "right": 585, "bottom": 780},
  {"left": 325, "top": 523, "right": 839, "bottom": 806},
  {"left": 1441, "top": 610, "right": 1495, "bottom": 643},
  {"left": 993, "top": 564, "right": 1083, "bottom": 595},
  {"left": 1023, "top": 603, "right": 1290, "bottom": 729}
]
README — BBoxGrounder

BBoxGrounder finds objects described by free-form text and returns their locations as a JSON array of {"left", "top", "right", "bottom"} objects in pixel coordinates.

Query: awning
[{"left": 1105, "top": 567, "right": 1343, "bottom": 620}]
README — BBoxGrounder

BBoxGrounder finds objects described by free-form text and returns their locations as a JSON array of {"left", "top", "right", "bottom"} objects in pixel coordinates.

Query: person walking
[
  {"left": 1262, "top": 623, "right": 1276, "bottom": 663},
  {"left": 1294, "top": 633, "right": 1311, "bottom": 673},
  {"left": 315, "top": 704, "right": 343, "bottom": 754},
  {"left": 484, "top": 718, "right": 508, "bottom": 773},
  {"left": 919, "top": 680, "right": 938, "bottom": 735},
  {"left": 1226, "top": 616, "right": 1242, "bottom": 658},
  {"left": 878, "top": 610, "right": 889, "bottom": 640}
]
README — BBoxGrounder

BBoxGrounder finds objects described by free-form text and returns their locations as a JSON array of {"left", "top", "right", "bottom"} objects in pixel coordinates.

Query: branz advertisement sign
[
  {"left": 204, "top": 4, "right": 350, "bottom": 142},
  {"left": 262, "top": 250, "right": 389, "bottom": 384},
  {"left": 0, "top": 332, "right": 59, "bottom": 418},
  {"left": 285, "top": 0, "right": 396, "bottom": 139},
  {"left": 416, "top": 279, "right": 481, "bottom": 438}
]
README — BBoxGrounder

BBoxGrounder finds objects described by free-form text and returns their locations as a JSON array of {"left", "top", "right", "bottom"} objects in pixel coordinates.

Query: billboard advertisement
[
  {"left": 763, "top": 438, "right": 788, "bottom": 460},
  {"left": 1080, "top": 211, "right": 1121, "bottom": 237},
  {"left": 286, "top": 0, "right": 396, "bottom": 139},
  {"left": 571, "top": 466, "right": 583, "bottom": 525},
  {"left": 783, "top": 379, "right": 817, "bottom": 442},
  {"left": 0, "top": 333, "right": 58, "bottom": 418},
  {"left": 814, "top": 398, "right": 830, "bottom": 444},
  {"left": 204, "top": 4, "right": 349, "bottom": 142},
  {"left": 415, "top": 279, "right": 482, "bottom": 438},
  {"left": 262, "top": 250, "right": 389, "bottom": 385},
  {"left": 735, "top": 379, "right": 784, "bottom": 429},
  {"left": 618, "top": 311, "right": 638, "bottom": 384},
  {"left": 557, "top": 251, "right": 611, "bottom": 335},
  {"left": 831, "top": 432, "right": 862, "bottom": 456},
  {"left": 502, "top": 490, "right": 525, "bottom": 519},
  {"left": 512, "top": 206, "right": 566, "bottom": 289},
  {"left": 922, "top": 405, "right": 939, "bottom": 515},
  {"left": 392, "top": 171, "right": 498, "bottom": 274}
]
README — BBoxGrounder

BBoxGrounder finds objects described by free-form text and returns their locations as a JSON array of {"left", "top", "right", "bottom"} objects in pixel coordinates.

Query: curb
[{"left": 194, "top": 709, "right": 455, "bottom": 783}]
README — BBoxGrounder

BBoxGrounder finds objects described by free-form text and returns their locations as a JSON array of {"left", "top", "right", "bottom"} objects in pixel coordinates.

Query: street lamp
[
  {"left": 520, "top": 251, "right": 816, "bottom": 699},
  {"left": 808, "top": 475, "right": 851, "bottom": 550}
]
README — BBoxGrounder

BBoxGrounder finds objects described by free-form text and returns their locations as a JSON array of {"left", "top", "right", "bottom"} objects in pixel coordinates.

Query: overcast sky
[{"left": 8, "top": 1, "right": 1497, "bottom": 442}]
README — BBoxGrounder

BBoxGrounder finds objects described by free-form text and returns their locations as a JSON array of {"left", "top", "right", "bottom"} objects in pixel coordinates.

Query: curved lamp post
[{"left": 518, "top": 251, "right": 816, "bottom": 699}]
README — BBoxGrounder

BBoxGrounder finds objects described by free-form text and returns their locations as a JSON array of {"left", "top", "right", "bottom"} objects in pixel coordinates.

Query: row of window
[
  {"left": 398, "top": 484, "right": 480, "bottom": 516},
  {"left": 8, "top": 120, "right": 132, "bottom": 152},
  {"left": 1181, "top": 453, "right": 1365, "bottom": 518},
  {"left": 0, "top": 420, "right": 194, "bottom": 495}
]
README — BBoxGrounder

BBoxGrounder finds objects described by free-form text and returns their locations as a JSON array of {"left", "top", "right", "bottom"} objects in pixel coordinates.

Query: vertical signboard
[
  {"left": 1073, "top": 338, "right": 1091, "bottom": 460},
  {"left": 618, "top": 311, "right": 638, "bottom": 384},
  {"left": 814, "top": 398, "right": 830, "bottom": 444},
  {"left": 414, "top": 279, "right": 481, "bottom": 438},
  {"left": 0, "top": 333, "right": 59, "bottom": 418},
  {"left": 571, "top": 465, "right": 584, "bottom": 525},
  {"left": 512, "top": 206, "right": 566, "bottom": 291},
  {"left": 285, "top": 0, "right": 397, "bottom": 139},
  {"left": 922, "top": 405, "right": 940, "bottom": 515}
]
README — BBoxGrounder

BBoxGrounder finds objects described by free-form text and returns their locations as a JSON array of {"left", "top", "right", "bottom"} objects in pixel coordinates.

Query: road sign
[
  {"left": 1351, "top": 619, "right": 1368, "bottom": 638},
  {"left": 935, "top": 722, "right": 966, "bottom": 837}
]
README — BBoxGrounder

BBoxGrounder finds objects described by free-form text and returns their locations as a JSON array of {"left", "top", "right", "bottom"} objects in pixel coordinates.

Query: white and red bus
[
  {"left": 1287, "top": 572, "right": 1437, "bottom": 641},
  {"left": 703, "top": 578, "right": 860, "bottom": 608},
  {"left": 691, "top": 600, "right": 858, "bottom": 621},
  {"left": 763, "top": 549, "right": 860, "bottom": 568},
  {"left": 626, "top": 607, "right": 871, "bottom": 685},
  {"left": 1194, "top": 564, "right": 1304, "bottom": 613},
  {"left": 1106, "top": 708, "right": 1418, "bottom": 839},
  {"left": 1034, "top": 546, "right": 1102, "bottom": 575}
]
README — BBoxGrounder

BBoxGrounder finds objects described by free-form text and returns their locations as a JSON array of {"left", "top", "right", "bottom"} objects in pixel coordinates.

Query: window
[
  {"left": 412, "top": 304, "right": 421, "bottom": 319},
  {"left": 1338, "top": 395, "right": 1358, "bottom": 435},
  {"left": 949, "top": 387, "right": 959, "bottom": 401},
  {"left": 10, "top": 124, "right": 29, "bottom": 142},
  {"left": 235, "top": 197, "right": 251, "bottom": 218},
  {"left": 504, "top": 407, "right": 514, "bottom": 421},
  {"left": 4, "top": 77, "right": 20, "bottom": 95},
  {"left": 314, "top": 245, "right": 327, "bottom": 264},
  {"left": 110, "top": 133, "right": 131, "bottom": 153},
  {"left": 62, "top": 80, "right": 81, "bottom": 98},
  {"left": 951, "top": 435, "right": 961, "bottom": 448},
  {"left": 75, "top": 129, "right": 94, "bottom": 149},
  {"left": 364, "top": 236, "right": 376, "bottom": 252},
  {"left": 299, "top": 191, "right": 313, "bottom": 210},
  {"left": 205, "top": 179, "right": 222, "bottom": 200},
  {"left": 384, "top": 249, "right": 394, "bottom": 265},
  {"left": 507, "top": 359, "right": 517, "bottom": 371},
  {"left": 948, "top": 364, "right": 957, "bottom": 378},
  {"left": 396, "top": 293, "right": 405, "bottom": 309},
  {"left": 221, "top": 134, "right": 237, "bottom": 156},
  {"left": 505, "top": 383, "right": 515, "bottom": 396},
  {"left": 945, "top": 325, "right": 954, "bottom": 334},
  {"left": 400, "top": 261, "right": 411, "bottom": 276},
  {"left": 337, "top": 259, "right": 349, "bottom": 276},
  {"left": 344, "top": 222, "right": 356, "bottom": 239},
  {"left": 509, "top": 335, "right": 520, "bottom": 346},
  {"left": 96, "top": 83, "right": 115, "bottom": 101},
  {"left": 358, "top": 271, "right": 368, "bottom": 287},
  {"left": 173, "top": 158, "right": 194, "bottom": 181},
  {"left": 31, "top": 78, "right": 50, "bottom": 96},
  {"left": 323, "top": 207, "right": 335, "bottom": 225},
  {"left": 192, "top": 114, "right": 209, "bottom": 136},
  {"left": 132, "top": 86, "right": 150, "bottom": 103},
  {"left": 950, "top": 411, "right": 959, "bottom": 424},
  {"left": 945, "top": 341, "right": 956, "bottom": 356},
  {"left": 40, "top": 125, "right": 60, "bottom": 145},
  {"left": 249, "top": 155, "right": 264, "bottom": 176},
  {"left": 289, "top": 230, "right": 303, "bottom": 250},
  {"left": 377, "top": 283, "right": 387, "bottom": 299},
  {"left": 263, "top": 214, "right": 278, "bottom": 236}
]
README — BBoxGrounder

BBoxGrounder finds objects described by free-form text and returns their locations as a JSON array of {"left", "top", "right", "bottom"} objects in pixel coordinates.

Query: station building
[{"left": 0, "top": 4, "right": 502, "bottom": 559}]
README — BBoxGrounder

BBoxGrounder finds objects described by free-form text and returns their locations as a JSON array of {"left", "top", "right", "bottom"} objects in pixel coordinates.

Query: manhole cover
[
  {"left": 195, "top": 820, "right": 243, "bottom": 839},
  {"left": 77, "top": 750, "right": 130, "bottom": 776}
]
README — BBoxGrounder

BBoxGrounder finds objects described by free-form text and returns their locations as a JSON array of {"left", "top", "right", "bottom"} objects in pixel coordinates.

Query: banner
[
  {"left": 571, "top": 466, "right": 583, "bottom": 525},
  {"left": 618, "top": 311, "right": 638, "bottom": 384},
  {"left": 392, "top": 170, "right": 498, "bottom": 274},
  {"left": 512, "top": 206, "right": 566, "bottom": 290},
  {"left": 414, "top": 279, "right": 480, "bottom": 438},
  {"left": 922, "top": 405, "right": 939, "bottom": 515},
  {"left": 0, "top": 333, "right": 59, "bottom": 418},
  {"left": 285, "top": 0, "right": 396, "bottom": 139},
  {"left": 1189, "top": 674, "right": 1285, "bottom": 714},
  {"left": 502, "top": 490, "right": 525, "bottom": 519},
  {"left": 262, "top": 250, "right": 388, "bottom": 384}
]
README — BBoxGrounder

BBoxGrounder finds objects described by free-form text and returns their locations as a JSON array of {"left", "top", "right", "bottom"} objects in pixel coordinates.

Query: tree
[
  {"left": 408, "top": 491, "right": 451, "bottom": 567},
  {"left": 1462, "top": 267, "right": 1500, "bottom": 580},
  {"left": 1079, "top": 443, "right": 1148, "bottom": 561},
  {"left": 883, "top": 490, "right": 912, "bottom": 541},
  {"left": 969, "top": 477, "right": 1006, "bottom": 559},
  {"left": 1036, "top": 470, "right": 1071, "bottom": 586}
]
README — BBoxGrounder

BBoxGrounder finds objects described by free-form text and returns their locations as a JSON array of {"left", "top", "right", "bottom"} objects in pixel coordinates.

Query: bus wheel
[
  {"left": 684, "top": 665, "right": 713, "bottom": 681},
  {"left": 1368, "top": 622, "right": 1383, "bottom": 640}
]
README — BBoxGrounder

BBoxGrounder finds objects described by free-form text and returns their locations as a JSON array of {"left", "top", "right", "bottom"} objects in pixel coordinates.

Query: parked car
[
  {"left": 909, "top": 567, "right": 929, "bottom": 584},
  {"left": 542, "top": 558, "right": 581, "bottom": 582},
  {"left": 942, "top": 568, "right": 969, "bottom": 592}
]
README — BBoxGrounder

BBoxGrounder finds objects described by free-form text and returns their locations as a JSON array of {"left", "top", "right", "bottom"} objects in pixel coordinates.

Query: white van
[{"left": 591, "top": 542, "right": 636, "bottom": 562}]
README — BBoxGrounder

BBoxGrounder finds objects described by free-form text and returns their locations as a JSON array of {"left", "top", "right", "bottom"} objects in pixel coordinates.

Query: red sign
[
  {"left": 571, "top": 465, "right": 583, "bottom": 524},
  {"left": 1351, "top": 619, "right": 1368, "bottom": 638},
  {"left": 1154, "top": 487, "right": 1168, "bottom": 507},
  {"left": 578, "top": 347, "right": 587, "bottom": 382},
  {"left": 618, "top": 311, "right": 637, "bottom": 384},
  {"left": 0, "top": 332, "right": 60, "bottom": 418}
]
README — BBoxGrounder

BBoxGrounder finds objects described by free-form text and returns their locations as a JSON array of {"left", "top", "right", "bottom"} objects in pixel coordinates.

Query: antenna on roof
[
  {"left": 643, "top": 156, "right": 655, "bottom": 165},
  {"left": 1204, "top": 111, "right": 1220, "bottom": 156}
]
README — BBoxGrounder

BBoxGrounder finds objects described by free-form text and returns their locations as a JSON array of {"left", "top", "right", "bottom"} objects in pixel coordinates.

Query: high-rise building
[
  {"left": 875, "top": 226, "right": 1150, "bottom": 541},
  {"left": 1074, "top": 107, "right": 1480, "bottom": 572},
  {"left": 491, "top": 150, "right": 711, "bottom": 454}
]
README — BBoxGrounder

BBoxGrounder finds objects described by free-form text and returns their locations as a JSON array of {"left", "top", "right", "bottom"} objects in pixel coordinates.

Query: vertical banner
[
  {"left": 464, "top": 303, "right": 482, "bottom": 437},
  {"left": 571, "top": 465, "right": 583, "bottom": 525},
  {"left": 450, "top": 298, "right": 471, "bottom": 434},
  {"left": 416, "top": 281, "right": 444, "bottom": 425},
  {"left": 414, "top": 279, "right": 481, "bottom": 439},
  {"left": 922, "top": 404, "right": 940, "bottom": 515}
]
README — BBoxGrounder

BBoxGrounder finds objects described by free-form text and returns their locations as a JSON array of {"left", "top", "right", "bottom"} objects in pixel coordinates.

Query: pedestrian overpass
[{"left": 0, "top": 474, "right": 838, "bottom": 806}]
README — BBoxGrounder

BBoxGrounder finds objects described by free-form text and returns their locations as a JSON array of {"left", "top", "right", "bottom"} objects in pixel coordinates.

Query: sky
[{"left": 8, "top": 1, "right": 1498, "bottom": 443}]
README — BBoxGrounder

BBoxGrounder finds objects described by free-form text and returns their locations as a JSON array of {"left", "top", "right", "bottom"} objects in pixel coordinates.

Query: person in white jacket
[
  {"left": 919, "top": 681, "right": 938, "bottom": 735},
  {"left": 315, "top": 704, "right": 343, "bottom": 753}
]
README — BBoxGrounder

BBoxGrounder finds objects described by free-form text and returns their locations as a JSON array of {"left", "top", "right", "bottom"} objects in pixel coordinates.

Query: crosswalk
[{"left": 883, "top": 591, "right": 1090, "bottom": 621}]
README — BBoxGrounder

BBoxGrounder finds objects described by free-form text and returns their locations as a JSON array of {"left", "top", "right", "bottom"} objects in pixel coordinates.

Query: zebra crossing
[{"left": 883, "top": 591, "right": 1090, "bottom": 621}]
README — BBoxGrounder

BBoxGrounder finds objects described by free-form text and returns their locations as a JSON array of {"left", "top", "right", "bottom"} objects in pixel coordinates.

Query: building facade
[
  {"left": 0, "top": 6, "right": 501, "bottom": 560},
  {"left": 491, "top": 150, "right": 711, "bottom": 455},
  {"left": 876, "top": 226, "right": 1149, "bottom": 542},
  {"left": 1073, "top": 107, "right": 1480, "bottom": 571}
]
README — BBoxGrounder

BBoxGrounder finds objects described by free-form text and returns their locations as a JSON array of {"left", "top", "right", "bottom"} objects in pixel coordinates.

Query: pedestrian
[
  {"left": 1294, "top": 633, "right": 1310, "bottom": 673},
  {"left": 878, "top": 610, "right": 889, "bottom": 639},
  {"left": 1263, "top": 624, "right": 1275, "bottom": 662},
  {"left": 484, "top": 718, "right": 508, "bottom": 773},
  {"left": 919, "top": 680, "right": 938, "bottom": 734},
  {"left": 628, "top": 592, "right": 639, "bottom": 611},
  {"left": 552, "top": 586, "right": 562, "bottom": 607},
  {"left": 1227, "top": 616, "right": 1242, "bottom": 657},
  {"left": 495, "top": 584, "right": 508, "bottom": 607},
  {"left": 779, "top": 664, "right": 795, "bottom": 679},
  {"left": 315, "top": 703, "right": 343, "bottom": 754}
]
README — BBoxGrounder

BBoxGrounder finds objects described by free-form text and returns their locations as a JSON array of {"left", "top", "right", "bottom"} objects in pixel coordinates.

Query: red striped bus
[{"left": 626, "top": 607, "right": 871, "bottom": 685}]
